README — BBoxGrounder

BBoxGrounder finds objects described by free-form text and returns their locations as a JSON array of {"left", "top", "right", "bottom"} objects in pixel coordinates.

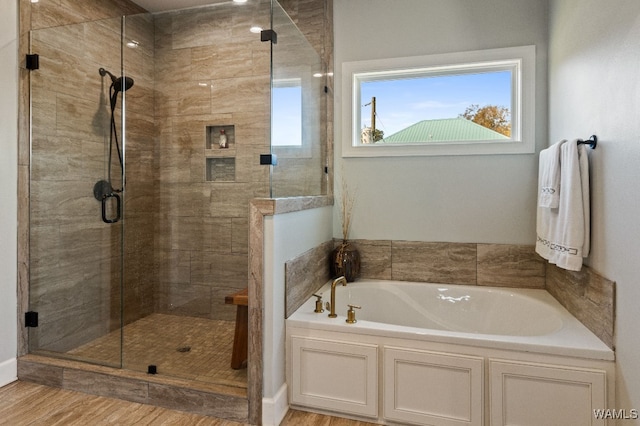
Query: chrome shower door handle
[{"left": 101, "top": 192, "right": 121, "bottom": 224}]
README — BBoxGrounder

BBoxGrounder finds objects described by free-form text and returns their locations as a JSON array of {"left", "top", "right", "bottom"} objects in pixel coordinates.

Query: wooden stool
[{"left": 225, "top": 288, "right": 248, "bottom": 370}]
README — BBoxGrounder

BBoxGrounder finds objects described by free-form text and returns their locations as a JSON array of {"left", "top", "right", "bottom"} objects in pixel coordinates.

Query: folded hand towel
[
  {"left": 535, "top": 140, "right": 590, "bottom": 271},
  {"left": 538, "top": 140, "right": 565, "bottom": 208}
]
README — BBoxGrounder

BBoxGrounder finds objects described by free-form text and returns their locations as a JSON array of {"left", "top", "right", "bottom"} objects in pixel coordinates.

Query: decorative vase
[{"left": 330, "top": 240, "right": 361, "bottom": 282}]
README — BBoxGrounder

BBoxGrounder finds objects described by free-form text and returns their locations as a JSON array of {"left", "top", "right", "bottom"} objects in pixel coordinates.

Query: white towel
[
  {"left": 535, "top": 140, "right": 590, "bottom": 271},
  {"left": 538, "top": 140, "right": 565, "bottom": 208}
]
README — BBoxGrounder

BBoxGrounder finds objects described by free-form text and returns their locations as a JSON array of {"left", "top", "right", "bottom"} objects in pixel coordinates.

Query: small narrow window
[
  {"left": 342, "top": 46, "right": 535, "bottom": 156},
  {"left": 272, "top": 78, "right": 302, "bottom": 147}
]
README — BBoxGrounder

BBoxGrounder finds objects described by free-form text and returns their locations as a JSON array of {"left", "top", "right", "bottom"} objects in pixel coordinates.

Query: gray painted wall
[
  {"left": 263, "top": 206, "right": 333, "bottom": 424},
  {"left": 549, "top": 0, "right": 640, "bottom": 414},
  {"left": 334, "top": 0, "right": 549, "bottom": 244}
]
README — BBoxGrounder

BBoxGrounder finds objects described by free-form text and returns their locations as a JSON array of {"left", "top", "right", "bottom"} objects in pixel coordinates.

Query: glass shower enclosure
[
  {"left": 27, "top": 0, "right": 326, "bottom": 390},
  {"left": 28, "top": 14, "right": 134, "bottom": 369}
]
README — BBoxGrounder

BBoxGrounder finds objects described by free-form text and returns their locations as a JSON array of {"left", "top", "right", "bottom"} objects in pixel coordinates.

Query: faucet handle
[
  {"left": 312, "top": 294, "right": 324, "bottom": 313},
  {"left": 346, "top": 304, "right": 361, "bottom": 324}
]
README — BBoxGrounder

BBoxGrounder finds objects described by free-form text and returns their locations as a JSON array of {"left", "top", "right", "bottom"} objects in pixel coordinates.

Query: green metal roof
[{"left": 378, "top": 117, "right": 509, "bottom": 143}]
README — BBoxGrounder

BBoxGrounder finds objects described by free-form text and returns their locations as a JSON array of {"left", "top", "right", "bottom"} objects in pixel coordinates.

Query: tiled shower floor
[{"left": 67, "top": 313, "right": 247, "bottom": 389}]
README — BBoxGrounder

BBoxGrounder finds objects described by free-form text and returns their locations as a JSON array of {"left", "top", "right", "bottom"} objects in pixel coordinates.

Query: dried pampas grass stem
[{"left": 339, "top": 174, "right": 355, "bottom": 241}]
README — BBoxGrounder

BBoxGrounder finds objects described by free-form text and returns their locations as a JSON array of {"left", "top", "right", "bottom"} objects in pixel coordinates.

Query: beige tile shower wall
[
  {"left": 278, "top": 0, "right": 327, "bottom": 58},
  {"left": 152, "top": 2, "right": 272, "bottom": 321},
  {"left": 122, "top": 13, "right": 157, "bottom": 326},
  {"left": 29, "top": 0, "right": 145, "bottom": 30}
]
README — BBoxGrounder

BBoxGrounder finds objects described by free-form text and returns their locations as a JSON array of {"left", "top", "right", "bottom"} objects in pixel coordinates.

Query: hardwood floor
[
  {"left": 0, "top": 381, "right": 379, "bottom": 425},
  {"left": 280, "top": 410, "right": 378, "bottom": 426}
]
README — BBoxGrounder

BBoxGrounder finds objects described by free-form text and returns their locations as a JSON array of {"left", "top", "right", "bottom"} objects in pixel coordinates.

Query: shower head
[
  {"left": 99, "top": 67, "right": 135, "bottom": 92},
  {"left": 115, "top": 76, "right": 135, "bottom": 92}
]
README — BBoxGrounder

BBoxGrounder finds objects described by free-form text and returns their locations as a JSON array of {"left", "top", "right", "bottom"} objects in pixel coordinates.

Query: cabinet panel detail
[
  {"left": 383, "top": 346, "right": 484, "bottom": 426},
  {"left": 489, "top": 359, "right": 607, "bottom": 426},
  {"left": 291, "top": 336, "right": 378, "bottom": 417}
]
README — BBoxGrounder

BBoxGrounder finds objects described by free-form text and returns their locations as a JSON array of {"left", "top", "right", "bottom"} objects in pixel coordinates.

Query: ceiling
[{"left": 131, "top": 0, "right": 230, "bottom": 13}]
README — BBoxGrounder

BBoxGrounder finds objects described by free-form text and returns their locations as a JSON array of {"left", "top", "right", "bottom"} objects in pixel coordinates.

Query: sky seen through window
[{"left": 360, "top": 71, "right": 512, "bottom": 138}]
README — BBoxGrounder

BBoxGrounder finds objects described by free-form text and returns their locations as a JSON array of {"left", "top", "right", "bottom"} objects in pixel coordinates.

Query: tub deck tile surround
[
  {"left": 284, "top": 241, "right": 547, "bottom": 316},
  {"left": 285, "top": 240, "right": 333, "bottom": 318},
  {"left": 392, "top": 241, "right": 477, "bottom": 284},
  {"left": 477, "top": 243, "right": 546, "bottom": 288},
  {"left": 287, "top": 239, "right": 615, "bottom": 351},
  {"left": 546, "top": 264, "right": 615, "bottom": 349},
  {"left": 326, "top": 240, "right": 548, "bottom": 289},
  {"left": 348, "top": 239, "right": 392, "bottom": 280}
]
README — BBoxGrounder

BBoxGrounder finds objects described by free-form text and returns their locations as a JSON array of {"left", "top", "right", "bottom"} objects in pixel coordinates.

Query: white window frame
[{"left": 341, "top": 45, "right": 536, "bottom": 157}]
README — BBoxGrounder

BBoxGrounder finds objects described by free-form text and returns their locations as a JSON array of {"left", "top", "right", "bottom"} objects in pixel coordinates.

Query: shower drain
[{"left": 176, "top": 345, "right": 191, "bottom": 353}]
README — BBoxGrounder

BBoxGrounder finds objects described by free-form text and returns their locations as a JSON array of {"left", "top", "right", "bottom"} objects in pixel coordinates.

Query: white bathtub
[
  {"left": 287, "top": 279, "right": 615, "bottom": 424},
  {"left": 288, "top": 279, "right": 613, "bottom": 361}
]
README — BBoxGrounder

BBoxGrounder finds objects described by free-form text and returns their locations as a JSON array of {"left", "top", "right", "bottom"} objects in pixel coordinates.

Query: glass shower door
[{"left": 28, "top": 16, "right": 126, "bottom": 367}]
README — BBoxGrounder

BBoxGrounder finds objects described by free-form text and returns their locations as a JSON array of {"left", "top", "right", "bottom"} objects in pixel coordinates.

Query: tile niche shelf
[
  {"left": 205, "top": 124, "right": 236, "bottom": 182},
  {"left": 206, "top": 124, "right": 235, "bottom": 155},
  {"left": 206, "top": 157, "right": 235, "bottom": 182}
]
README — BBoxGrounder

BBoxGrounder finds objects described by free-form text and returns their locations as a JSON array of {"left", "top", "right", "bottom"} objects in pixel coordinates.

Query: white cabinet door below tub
[
  {"left": 383, "top": 346, "right": 484, "bottom": 426},
  {"left": 489, "top": 359, "right": 608, "bottom": 426},
  {"left": 290, "top": 336, "right": 378, "bottom": 417}
]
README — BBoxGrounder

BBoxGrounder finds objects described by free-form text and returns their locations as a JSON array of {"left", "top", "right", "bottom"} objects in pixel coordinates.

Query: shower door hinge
[
  {"left": 26, "top": 54, "right": 39, "bottom": 70},
  {"left": 260, "top": 154, "right": 277, "bottom": 166},
  {"left": 260, "top": 29, "right": 277, "bottom": 44},
  {"left": 25, "top": 311, "right": 38, "bottom": 328}
]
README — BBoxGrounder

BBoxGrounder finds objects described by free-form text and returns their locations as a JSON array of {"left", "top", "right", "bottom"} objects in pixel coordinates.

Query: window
[
  {"left": 272, "top": 78, "right": 302, "bottom": 147},
  {"left": 342, "top": 45, "right": 535, "bottom": 156}
]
